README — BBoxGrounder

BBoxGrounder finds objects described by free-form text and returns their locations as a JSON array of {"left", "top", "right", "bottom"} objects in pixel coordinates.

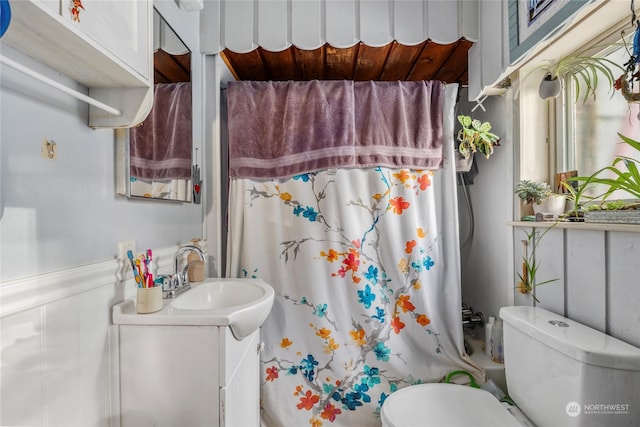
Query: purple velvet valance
[{"left": 226, "top": 80, "right": 444, "bottom": 179}]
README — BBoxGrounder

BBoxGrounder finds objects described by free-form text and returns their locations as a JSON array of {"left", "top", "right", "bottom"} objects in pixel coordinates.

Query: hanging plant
[
  {"left": 615, "top": 72, "right": 640, "bottom": 102},
  {"left": 614, "top": 16, "right": 640, "bottom": 103},
  {"left": 456, "top": 115, "right": 500, "bottom": 160},
  {"left": 535, "top": 50, "right": 624, "bottom": 102}
]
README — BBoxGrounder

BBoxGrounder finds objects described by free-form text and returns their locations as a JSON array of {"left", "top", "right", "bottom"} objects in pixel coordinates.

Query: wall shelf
[
  {"left": 1, "top": 0, "right": 153, "bottom": 128},
  {"left": 510, "top": 220, "right": 640, "bottom": 233}
]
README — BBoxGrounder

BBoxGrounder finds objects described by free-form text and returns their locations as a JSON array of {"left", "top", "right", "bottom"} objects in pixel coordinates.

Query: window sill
[{"left": 510, "top": 221, "right": 640, "bottom": 233}]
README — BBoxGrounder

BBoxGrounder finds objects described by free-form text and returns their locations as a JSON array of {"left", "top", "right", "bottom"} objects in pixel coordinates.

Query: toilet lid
[{"left": 380, "top": 383, "right": 521, "bottom": 427}]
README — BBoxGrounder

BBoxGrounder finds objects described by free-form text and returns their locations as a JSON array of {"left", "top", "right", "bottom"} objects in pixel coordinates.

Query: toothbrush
[
  {"left": 139, "top": 253, "right": 149, "bottom": 277},
  {"left": 127, "top": 250, "right": 143, "bottom": 287},
  {"left": 135, "top": 258, "right": 144, "bottom": 287},
  {"left": 146, "top": 249, "right": 153, "bottom": 287},
  {"left": 142, "top": 253, "right": 154, "bottom": 287},
  {"left": 145, "top": 249, "right": 153, "bottom": 274}
]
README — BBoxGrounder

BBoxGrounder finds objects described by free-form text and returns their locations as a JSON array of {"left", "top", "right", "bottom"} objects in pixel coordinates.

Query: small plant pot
[
  {"left": 533, "top": 194, "right": 566, "bottom": 218},
  {"left": 538, "top": 75, "right": 562, "bottom": 100}
]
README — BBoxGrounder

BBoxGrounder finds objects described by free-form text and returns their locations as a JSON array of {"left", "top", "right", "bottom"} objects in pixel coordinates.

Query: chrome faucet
[{"left": 161, "top": 244, "right": 206, "bottom": 299}]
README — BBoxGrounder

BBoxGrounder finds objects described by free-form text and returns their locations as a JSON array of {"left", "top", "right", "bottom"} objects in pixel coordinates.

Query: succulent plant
[{"left": 514, "top": 180, "right": 552, "bottom": 205}]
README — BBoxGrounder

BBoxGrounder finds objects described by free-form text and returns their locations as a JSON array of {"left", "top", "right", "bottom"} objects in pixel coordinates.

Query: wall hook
[{"left": 41, "top": 138, "right": 57, "bottom": 160}]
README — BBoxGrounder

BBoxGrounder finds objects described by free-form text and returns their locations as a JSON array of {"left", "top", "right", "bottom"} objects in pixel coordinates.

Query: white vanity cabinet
[
  {"left": 1, "top": 0, "right": 153, "bottom": 128},
  {"left": 115, "top": 324, "right": 261, "bottom": 427},
  {"left": 219, "top": 327, "right": 261, "bottom": 426},
  {"left": 112, "top": 279, "right": 274, "bottom": 425}
]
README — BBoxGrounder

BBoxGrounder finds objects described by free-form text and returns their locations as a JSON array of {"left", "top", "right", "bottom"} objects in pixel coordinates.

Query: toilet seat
[{"left": 380, "top": 383, "right": 521, "bottom": 427}]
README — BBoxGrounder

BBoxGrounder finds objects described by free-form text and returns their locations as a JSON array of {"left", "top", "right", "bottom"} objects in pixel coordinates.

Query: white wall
[
  {"left": 0, "top": 2, "right": 205, "bottom": 425},
  {"left": 0, "top": 44, "right": 203, "bottom": 282},
  {"left": 458, "top": 86, "right": 640, "bottom": 350},
  {"left": 457, "top": 89, "right": 516, "bottom": 322},
  {"left": 459, "top": 79, "right": 640, "bottom": 353},
  {"left": 456, "top": 0, "right": 638, "bottom": 338},
  {"left": 513, "top": 224, "right": 640, "bottom": 348},
  {"left": 0, "top": 274, "right": 126, "bottom": 425}
]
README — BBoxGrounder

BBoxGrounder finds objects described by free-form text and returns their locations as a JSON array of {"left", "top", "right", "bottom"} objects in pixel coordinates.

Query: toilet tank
[{"left": 500, "top": 306, "right": 640, "bottom": 427}]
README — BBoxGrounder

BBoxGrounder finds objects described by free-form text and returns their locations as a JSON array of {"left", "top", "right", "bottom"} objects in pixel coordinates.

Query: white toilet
[{"left": 381, "top": 306, "right": 640, "bottom": 426}]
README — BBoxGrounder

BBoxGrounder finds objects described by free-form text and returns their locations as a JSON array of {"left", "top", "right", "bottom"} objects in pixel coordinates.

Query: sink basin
[
  {"left": 171, "top": 279, "right": 274, "bottom": 338},
  {"left": 172, "top": 280, "right": 268, "bottom": 311},
  {"left": 112, "top": 278, "right": 275, "bottom": 339}
]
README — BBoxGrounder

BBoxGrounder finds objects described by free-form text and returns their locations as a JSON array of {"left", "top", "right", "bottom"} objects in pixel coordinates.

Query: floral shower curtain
[{"left": 226, "top": 83, "right": 483, "bottom": 426}]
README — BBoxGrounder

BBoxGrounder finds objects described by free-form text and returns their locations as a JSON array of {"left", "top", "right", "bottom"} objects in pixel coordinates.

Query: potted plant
[
  {"left": 516, "top": 225, "right": 559, "bottom": 303},
  {"left": 534, "top": 47, "right": 625, "bottom": 101},
  {"left": 567, "top": 133, "right": 640, "bottom": 223},
  {"left": 456, "top": 115, "right": 500, "bottom": 160},
  {"left": 515, "top": 179, "right": 551, "bottom": 205},
  {"left": 515, "top": 179, "right": 566, "bottom": 218},
  {"left": 558, "top": 178, "right": 588, "bottom": 221}
]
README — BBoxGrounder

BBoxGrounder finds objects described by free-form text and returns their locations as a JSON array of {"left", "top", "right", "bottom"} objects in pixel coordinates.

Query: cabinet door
[
  {"left": 61, "top": 0, "right": 150, "bottom": 79},
  {"left": 119, "top": 325, "right": 220, "bottom": 426},
  {"left": 220, "top": 329, "right": 261, "bottom": 427}
]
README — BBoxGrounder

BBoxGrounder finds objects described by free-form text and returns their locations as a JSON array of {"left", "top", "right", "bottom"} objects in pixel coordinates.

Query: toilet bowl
[
  {"left": 380, "top": 383, "right": 521, "bottom": 427},
  {"left": 380, "top": 306, "right": 640, "bottom": 427}
]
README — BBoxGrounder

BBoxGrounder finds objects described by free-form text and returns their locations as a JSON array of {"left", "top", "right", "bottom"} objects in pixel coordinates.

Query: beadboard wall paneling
[
  {"left": 513, "top": 225, "right": 640, "bottom": 348},
  {"left": 0, "top": 245, "right": 180, "bottom": 426},
  {"left": 513, "top": 227, "right": 534, "bottom": 307},
  {"left": 533, "top": 227, "right": 564, "bottom": 315},
  {"left": 566, "top": 229, "right": 606, "bottom": 331},
  {"left": 607, "top": 231, "right": 640, "bottom": 346}
]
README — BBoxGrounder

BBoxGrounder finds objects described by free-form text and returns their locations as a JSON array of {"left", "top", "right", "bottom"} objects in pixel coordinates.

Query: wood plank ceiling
[
  {"left": 221, "top": 39, "right": 472, "bottom": 84},
  {"left": 154, "top": 50, "right": 191, "bottom": 84}
]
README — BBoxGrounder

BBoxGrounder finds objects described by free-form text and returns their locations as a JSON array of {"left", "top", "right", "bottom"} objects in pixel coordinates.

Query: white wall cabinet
[
  {"left": 60, "top": 0, "right": 149, "bottom": 78},
  {"left": 1, "top": 0, "right": 153, "bottom": 128},
  {"left": 116, "top": 325, "right": 261, "bottom": 426}
]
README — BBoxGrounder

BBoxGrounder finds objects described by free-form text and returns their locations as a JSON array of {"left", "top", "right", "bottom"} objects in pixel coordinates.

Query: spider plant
[
  {"left": 536, "top": 46, "right": 625, "bottom": 102},
  {"left": 567, "top": 133, "right": 640, "bottom": 208}
]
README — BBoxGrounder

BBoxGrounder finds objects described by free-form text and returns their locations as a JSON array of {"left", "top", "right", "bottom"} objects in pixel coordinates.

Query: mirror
[{"left": 116, "top": 8, "right": 195, "bottom": 202}]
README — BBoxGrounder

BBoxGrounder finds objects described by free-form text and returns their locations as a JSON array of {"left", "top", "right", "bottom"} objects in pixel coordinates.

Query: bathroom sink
[
  {"left": 171, "top": 279, "right": 274, "bottom": 338},
  {"left": 112, "top": 278, "right": 275, "bottom": 339},
  {"left": 172, "top": 280, "right": 268, "bottom": 311}
]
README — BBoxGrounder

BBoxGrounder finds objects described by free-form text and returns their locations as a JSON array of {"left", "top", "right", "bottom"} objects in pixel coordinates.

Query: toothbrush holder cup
[{"left": 136, "top": 286, "right": 163, "bottom": 314}]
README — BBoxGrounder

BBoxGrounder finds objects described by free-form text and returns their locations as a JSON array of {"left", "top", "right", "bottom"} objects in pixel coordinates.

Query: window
[{"left": 558, "top": 36, "right": 640, "bottom": 199}]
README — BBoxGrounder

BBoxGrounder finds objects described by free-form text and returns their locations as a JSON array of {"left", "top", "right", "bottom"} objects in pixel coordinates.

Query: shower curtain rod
[{"left": 0, "top": 55, "right": 122, "bottom": 116}]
